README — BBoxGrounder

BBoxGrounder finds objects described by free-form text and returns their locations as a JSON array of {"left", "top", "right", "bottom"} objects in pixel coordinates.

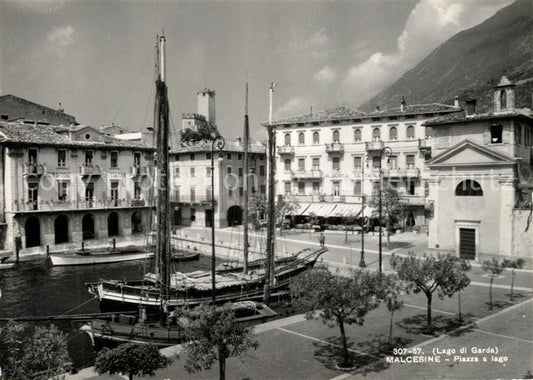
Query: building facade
[
  {"left": 170, "top": 139, "right": 267, "bottom": 228},
  {"left": 425, "top": 77, "right": 533, "bottom": 262},
  {"left": 0, "top": 94, "right": 77, "bottom": 125},
  {"left": 269, "top": 101, "right": 462, "bottom": 228},
  {"left": 0, "top": 122, "right": 155, "bottom": 256}
]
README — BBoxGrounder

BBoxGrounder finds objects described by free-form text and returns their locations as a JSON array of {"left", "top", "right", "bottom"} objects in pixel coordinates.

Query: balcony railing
[
  {"left": 11, "top": 198, "right": 153, "bottom": 212},
  {"left": 170, "top": 195, "right": 216, "bottom": 205},
  {"left": 325, "top": 142, "right": 344, "bottom": 153},
  {"left": 399, "top": 195, "right": 426, "bottom": 206},
  {"left": 23, "top": 163, "right": 45, "bottom": 176},
  {"left": 131, "top": 165, "right": 150, "bottom": 177},
  {"left": 365, "top": 140, "right": 384, "bottom": 152},
  {"left": 291, "top": 169, "right": 323, "bottom": 180},
  {"left": 80, "top": 164, "right": 102, "bottom": 176},
  {"left": 278, "top": 145, "right": 295, "bottom": 155},
  {"left": 382, "top": 168, "right": 420, "bottom": 178}
]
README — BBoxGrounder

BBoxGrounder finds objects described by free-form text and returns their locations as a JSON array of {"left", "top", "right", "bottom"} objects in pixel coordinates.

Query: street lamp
[
  {"left": 211, "top": 135, "right": 225, "bottom": 306},
  {"left": 378, "top": 146, "right": 393, "bottom": 274},
  {"left": 359, "top": 154, "right": 370, "bottom": 268}
]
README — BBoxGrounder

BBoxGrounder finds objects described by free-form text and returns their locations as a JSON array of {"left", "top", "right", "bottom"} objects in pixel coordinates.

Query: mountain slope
[{"left": 360, "top": 0, "right": 533, "bottom": 112}]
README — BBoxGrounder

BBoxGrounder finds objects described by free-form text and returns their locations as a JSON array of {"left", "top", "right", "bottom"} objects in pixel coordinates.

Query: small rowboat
[{"left": 49, "top": 245, "right": 153, "bottom": 266}]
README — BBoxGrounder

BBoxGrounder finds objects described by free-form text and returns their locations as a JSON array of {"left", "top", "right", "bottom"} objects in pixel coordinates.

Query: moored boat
[{"left": 49, "top": 245, "right": 153, "bottom": 266}]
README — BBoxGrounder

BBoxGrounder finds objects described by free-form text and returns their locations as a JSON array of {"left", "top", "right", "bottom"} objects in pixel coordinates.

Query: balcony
[
  {"left": 278, "top": 145, "right": 295, "bottom": 155},
  {"left": 382, "top": 168, "right": 420, "bottom": 178},
  {"left": 170, "top": 195, "right": 216, "bottom": 205},
  {"left": 10, "top": 198, "right": 154, "bottom": 212},
  {"left": 418, "top": 139, "right": 432, "bottom": 158},
  {"left": 80, "top": 164, "right": 102, "bottom": 177},
  {"left": 291, "top": 169, "right": 323, "bottom": 180},
  {"left": 365, "top": 140, "right": 384, "bottom": 152},
  {"left": 399, "top": 195, "right": 426, "bottom": 206},
  {"left": 325, "top": 142, "right": 344, "bottom": 154},
  {"left": 131, "top": 165, "right": 150, "bottom": 177},
  {"left": 23, "top": 163, "right": 45, "bottom": 176}
]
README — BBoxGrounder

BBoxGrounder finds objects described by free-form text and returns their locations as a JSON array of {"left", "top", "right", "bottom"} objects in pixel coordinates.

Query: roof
[
  {"left": 171, "top": 138, "right": 266, "bottom": 154},
  {"left": 0, "top": 121, "right": 154, "bottom": 150},
  {"left": 424, "top": 109, "right": 533, "bottom": 126},
  {"left": 369, "top": 103, "right": 460, "bottom": 118},
  {"left": 0, "top": 94, "right": 78, "bottom": 125},
  {"left": 271, "top": 106, "right": 366, "bottom": 125}
]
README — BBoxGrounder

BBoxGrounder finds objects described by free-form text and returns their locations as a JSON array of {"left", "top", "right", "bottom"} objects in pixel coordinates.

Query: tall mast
[
  {"left": 243, "top": 81, "right": 249, "bottom": 274},
  {"left": 264, "top": 82, "right": 276, "bottom": 304},
  {"left": 154, "top": 33, "right": 171, "bottom": 316}
]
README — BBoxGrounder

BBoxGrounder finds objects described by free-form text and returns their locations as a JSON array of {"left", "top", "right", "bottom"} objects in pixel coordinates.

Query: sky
[{"left": 0, "top": 0, "right": 511, "bottom": 140}]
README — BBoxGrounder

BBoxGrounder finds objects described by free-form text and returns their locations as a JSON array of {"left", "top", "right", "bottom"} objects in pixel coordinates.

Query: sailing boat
[
  {"left": 81, "top": 34, "right": 278, "bottom": 347},
  {"left": 85, "top": 35, "right": 327, "bottom": 317}
]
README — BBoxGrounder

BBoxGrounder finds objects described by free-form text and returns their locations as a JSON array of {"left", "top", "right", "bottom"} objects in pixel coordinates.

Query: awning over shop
[
  {"left": 301, "top": 202, "right": 338, "bottom": 217},
  {"left": 289, "top": 202, "right": 311, "bottom": 216},
  {"left": 329, "top": 203, "right": 361, "bottom": 218}
]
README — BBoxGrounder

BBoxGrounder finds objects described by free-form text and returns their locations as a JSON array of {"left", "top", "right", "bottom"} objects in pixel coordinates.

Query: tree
[
  {"left": 183, "top": 305, "right": 259, "bottom": 380},
  {"left": 0, "top": 321, "right": 71, "bottom": 380},
  {"left": 502, "top": 258, "right": 525, "bottom": 301},
  {"left": 438, "top": 257, "right": 471, "bottom": 322},
  {"left": 290, "top": 268, "right": 382, "bottom": 367},
  {"left": 390, "top": 253, "right": 470, "bottom": 331},
  {"left": 368, "top": 185, "right": 404, "bottom": 247},
  {"left": 481, "top": 258, "right": 505, "bottom": 311},
  {"left": 381, "top": 273, "right": 405, "bottom": 346},
  {"left": 95, "top": 342, "right": 170, "bottom": 380}
]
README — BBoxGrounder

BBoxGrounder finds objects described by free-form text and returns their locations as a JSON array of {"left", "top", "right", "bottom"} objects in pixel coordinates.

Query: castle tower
[
  {"left": 493, "top": 76, "right": 516, "bottom": 113},
  {"left": 197, "top": 89, "right": 216, "bottom": 126}
]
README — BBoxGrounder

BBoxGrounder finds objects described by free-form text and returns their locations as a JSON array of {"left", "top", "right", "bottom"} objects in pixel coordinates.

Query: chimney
[
  {"left": 400, "top": 96, "right": 406, "bottom": 112},
  {"left": 58, "top": 102, "right": 64, "bottom": 113},
  {"left": 465, "top": 98, "right": 477, "bottom": 116},
  {"left": 376, "top": 105, "right": 380, "bottom": 112},
  {"left": 454, "top": 96, "right": 460, "bottom": 108}
]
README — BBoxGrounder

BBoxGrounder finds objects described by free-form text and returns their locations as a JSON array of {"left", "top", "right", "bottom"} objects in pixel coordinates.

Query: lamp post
[
  {"left": 359, "top": 154, "right": 370, "bottom": 268},
  {"left": 211, "top": 135, "right": 225, "bottom": 306},
  {"left": 378, "top": 146, "right": 393, "bottom": 274}
]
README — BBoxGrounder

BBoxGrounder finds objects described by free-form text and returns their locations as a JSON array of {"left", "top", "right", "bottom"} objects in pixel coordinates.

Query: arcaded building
[{"left": 0, "top": 122, "right": 155, "bottom": 256}]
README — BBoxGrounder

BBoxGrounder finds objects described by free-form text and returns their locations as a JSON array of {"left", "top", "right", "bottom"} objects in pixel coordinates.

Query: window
[
  {"left": 373, "top": 128, "right": 381, "bottom": 141},
  {"left": 190, "top": 187, "right": 196, "bottom": 202},
  {"left": 354, "top": 129, "right": 361, "bottom": 142},
  {"left": 259, "top": 165, "right": 265, "bottom": 176},
  {"left": 238, "top": 153, "right": 242, "bottom": 160},
  {"left": 298, "top": 158, "right": 305, "bottom": 171},
  {"left": 134, "top": 183, "right": 142, "bottom": 199},
  {"left": 389, "top": 127, "right": 397, "bottom": 140},
  {"left": 372, "top": 156, "right": 381, "bottom": 168},
  {"left": 110, "top": 181, "right": 119, "bottom": 206},
  {"left": 239, "top": 187, "right": 243, "bottom": 196},
  {"left": 354, "top": 181, "right": 362, "bottom": 196},
  {"left": 28, "top": 182, "right": 38, "bottom": 210},
  {"left": 190, "top": 208, "right": 196, "bottom": 222},
  {"left": 85, "top": 182, "right": 94, "bottom": 201},
  {"left": 227, "top": 167, "right": 232, "bottom": 175},
  {"left": 298, "top": 132, "right": 305, "bottom": 145},
  {"left": 284, "top": 159, "right": 291, "bottom": 171},
  {"left": 205, "top": 186, "right": 212, "bottom": 200},
  {"left": 189, "top": 153, "right": 195, "bottom": 160},
  {"left": 206, "top": 167, "right": 212, "bottom": 177},
  {"left": 312, "top": 182, "right": 320, "bottom": 195},
  {"left": 312, "top": 158, "right": 320, "bottom": 170},
  {"left": 284, "top": 182, "right": 291, "bottom": 195},
  {"left": 175, "top": 154, "right": 180, "bottom": 161},
  {"left": 57, "top": 149, "right": 66, "bottom": 167},
  {"left": 226, "top": 153, "right": 232, "bottom": 160},
  {"left": 284, "top": 133, "right": 291, "bottom": 146},
  {"left": 406, "top": 125, "right": 415, "bottom": 139},
  {"left": 354, "top": 156, "right": 362, "bottom": 170},
  {"left": 228, "top": 188, "right": 233, "bottom": 197},
  {"left": 313, "top": 132, "right": 320, "bottom": 144},
  {"left": 28, "top": 148, "right": 38, "bottom": 164},
  {"left": 238, "top": 167, "right": 243, "bottom": 177},
  {"left": 516, "top": 124, "right": 522, "bottom": 145},
  {"left": 134, "top": 152, "right": 141, "bottom": 167},
  {"left": 85, "top": 150, "right": 93, "bottom": 165},
  {"left": 389, "top": 156, "right": 398, "bottom": 169},
  {"left": 332, "top": 181, "right": 340, "bottom": 196},
  {"left": 407, "top": 179, "right": 415, "bottom": 195},
  {"left": 406, "top": 154, "right": 415, "bottom": 169},
  {"left": 298, "top": 182, "right": 305, "bottom": 195},
  {"left": 333, "top": 130, "right": 340, "bottom": 142},
  {"left": 175, "top": 167, "right": 180, "bottom": 177},
  {"left": 58, "top": 181, "right": 69, "bottom": 201},
  {"left": 190, "top": 168, "right": 195, "bottom": 177},
  {"left": 459, "top": 228, "right": 476, "bottom": 260},
  {"left": 500, "top": 90, "right": 507, "bottom": 110},
  {"left": 206, "top": 152, "right": 211, "bottom": 160},
  {"left": 332, "top": 157, "right": 340, "bottom": 171},
  {"left": 455, "top": 180, "right": 483, "bottom": 196},
  {"left": 490, "top": 124, "right": 503, "bottom": 143},
  {"left": 110, "top": 151, "right": 118, "bottom": 168}
]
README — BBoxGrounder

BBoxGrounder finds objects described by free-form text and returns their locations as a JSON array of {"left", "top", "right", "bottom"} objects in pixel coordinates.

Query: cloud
[
  {"left": 314, "top": 66, "right": 337, "bottom": 83},
  {"left": 47, "top": 25, "right": 76, "bottom": 49},
  {"left": 274, "top": 97, "right": 308, "bottom": 120},
  {"left": 306, "top": 28, "right": 331, "bottom": 60},
  {"left": 343, "top": 0, "right": 512, "bottom": 105}
]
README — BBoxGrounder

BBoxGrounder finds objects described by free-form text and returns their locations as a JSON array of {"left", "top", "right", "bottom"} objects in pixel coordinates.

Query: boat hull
[
  {"left": 88, "top": 248, "right": 326, "bottom": 314},
  {"left": 50, "top": 251, "right": 153, "bottom": 266}
]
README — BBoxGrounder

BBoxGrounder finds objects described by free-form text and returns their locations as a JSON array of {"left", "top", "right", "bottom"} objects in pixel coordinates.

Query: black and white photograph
[{"left": 0, "top": 0, "right": 532, "bottom": 379}]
